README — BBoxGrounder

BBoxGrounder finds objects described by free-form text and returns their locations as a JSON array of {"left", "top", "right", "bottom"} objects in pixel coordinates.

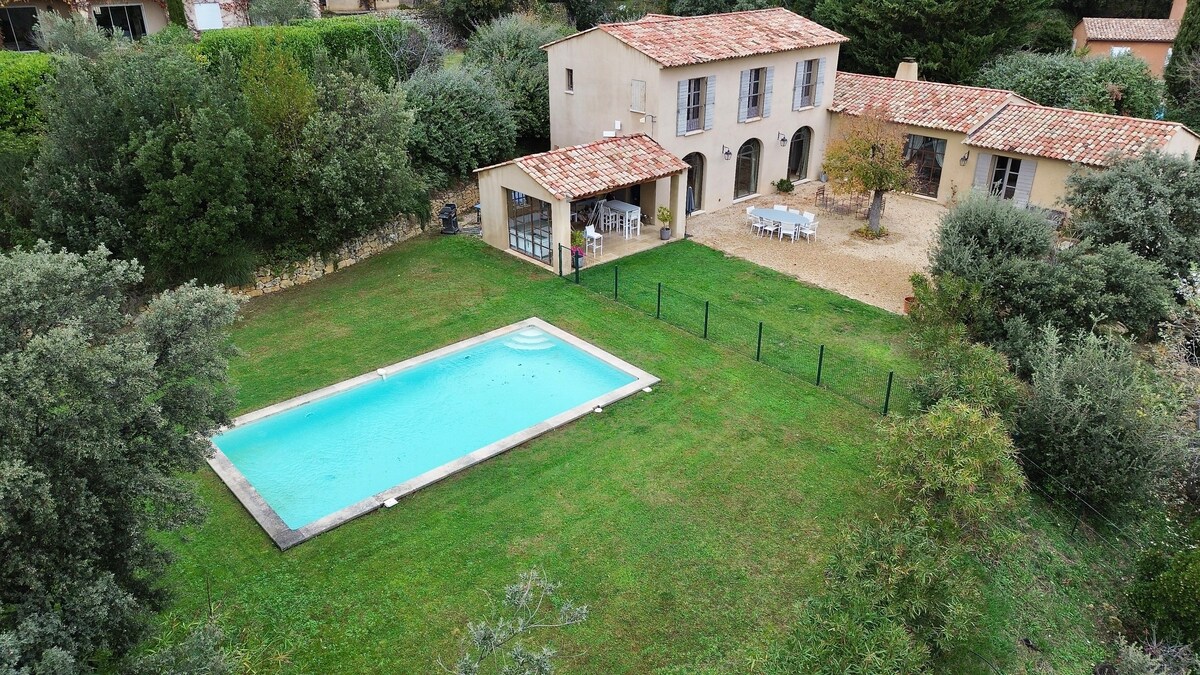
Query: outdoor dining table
[
  {"left": 604, "top": 200, "right": 642, "bottom": 239},
  {"left": 750, "top": 207, "right": 811, "bottom": 239}
]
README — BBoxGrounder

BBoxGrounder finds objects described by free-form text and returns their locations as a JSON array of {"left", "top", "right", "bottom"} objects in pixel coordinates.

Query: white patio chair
[
  {"left": 773, "top": 204, "right": 788, "bottom": 212},
  {"left": 788, "top": 208, "right": 800, "bottom": 215},
  {"left": 625, "top": 214, "right": 641, "bottom": 239},
  {"left": 802, "top": 211, "right": 816, "bottom": 222},
  {"left": 760, "top": 218, "right": 781, "bottom": 239},
  {"left": 800, "top": 219, "right": 818, "bottom": 242},
  {"left": 779, "top": 222, "right": 799, "bottom": 242},
  {"left": 585, "top": 225, "right": 603, "bottom": 256},
  {"left": 749, "top": 214, "right": 766, "bottom": 237}
]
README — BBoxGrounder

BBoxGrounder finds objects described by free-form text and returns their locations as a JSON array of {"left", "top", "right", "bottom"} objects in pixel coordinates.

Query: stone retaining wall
[{"left": 232, "top": 183, "right": 483, "bottom": 297}]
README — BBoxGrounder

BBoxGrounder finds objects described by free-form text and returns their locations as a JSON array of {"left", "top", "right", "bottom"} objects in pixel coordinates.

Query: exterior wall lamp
[
  {"left": 777, "top": 132, "right": 788, "bottom": 146},
  {"left": 959, "top": 150, "right": 970, "bottom": 166},
  {"left": 722, "top": 145, "right": 733, "bottom": 160}
]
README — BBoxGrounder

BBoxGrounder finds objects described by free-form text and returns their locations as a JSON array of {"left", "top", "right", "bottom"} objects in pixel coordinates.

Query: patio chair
[
  {"left": 802, "top": 211, "right": 816, "bottom": 222},
  {"left": 760, "top": 218, "right": 781, "bottom": 239},
  {"left": 749, "top": 214, "right": 766, "bottom": 237},
  {"left": 788, "top": 208, "right": 800, "bottom": 216},
  {"left": 800, "top": 219, "right": 818, "bottom": 242},
  {"left": 625, "top": 215, "right": 641, "bottom": 239},
  {"left": 778, "top": 222, "right": 799, "bottom": 242},
  {"left": 585, "top": 225, "right": 603, "bottom": 256},
  {"left": 773, "top": 204, "right": 788, "bottom": 212}
]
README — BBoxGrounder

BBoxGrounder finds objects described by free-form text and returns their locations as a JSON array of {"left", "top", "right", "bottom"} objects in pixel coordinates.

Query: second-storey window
[
  {"left": 565, "top": 68, "right": 574, "bottom": 92},
  {"left": 631, "top": 79, "right": 646, "bottom": 113},
  {"left": 745, "top": 67, "right": 765, "bottom": 119},
  {"left": 685, "top": 77, "right": 705, "bottom": 132},
  {"left": 796, "top": 59, "right": 818, "bottom": 108}
]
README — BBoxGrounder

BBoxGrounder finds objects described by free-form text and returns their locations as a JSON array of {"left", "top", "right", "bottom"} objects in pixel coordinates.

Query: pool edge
[{"left": 206, "top": 317, "right": 658, "bottom": 551}]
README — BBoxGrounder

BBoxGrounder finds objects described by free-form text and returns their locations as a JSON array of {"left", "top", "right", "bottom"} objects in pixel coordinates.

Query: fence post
[
  {"left": 703, "top": 301, "right": 710, "bottom": 339},
  {"left": 882, "top": 370, "right": 894, "bottom": 416},
  {"left": 558, "top": 244, "right": 563, "bottom": 278},
  {"left": 816, "top": 345, "right": 825, "bottom": 386},
  {"left": 614, "top": 266, "right": 619, "bottom": 300},
  {"left": 574, "top": 255, "right": 580, "bottom": 284},
  {"left": 656, "top": 282, "right": 662, "bottom": 319},
  {"left": 755, "top": 322, "right": 763, "bottom": 361}
]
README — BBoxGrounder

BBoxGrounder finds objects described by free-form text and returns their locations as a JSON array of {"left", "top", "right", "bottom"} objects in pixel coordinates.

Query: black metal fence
[{"left": 559, "top": 245, "right": 906, "bottom": 415}]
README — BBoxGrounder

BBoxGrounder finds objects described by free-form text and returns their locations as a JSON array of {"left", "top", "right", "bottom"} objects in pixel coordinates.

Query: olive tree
[
  {"left": 821, "top": 111, "right": 914, "bottom": 235},
  {"left": 0, "top": 244, "right": 242, "bottom": 671}
]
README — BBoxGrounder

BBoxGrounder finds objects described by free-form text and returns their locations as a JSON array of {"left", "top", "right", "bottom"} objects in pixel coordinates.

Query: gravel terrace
[{"left": 686, "top": 182, "right": 947, "bottom": 313}]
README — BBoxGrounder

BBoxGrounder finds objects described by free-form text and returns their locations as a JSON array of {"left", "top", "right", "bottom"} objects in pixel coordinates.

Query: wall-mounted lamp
[
  {"left": 959, "top": 150, "right": 970, "bottom": 166},
  {"left": 639, "top": 114, "right": 657, "bottom": 124},
  {"left": 777, "top": 132, "right": 788, "bottom": 146},
  {"left": 722, "top": 145, "right": 733, "bottom": 160}
]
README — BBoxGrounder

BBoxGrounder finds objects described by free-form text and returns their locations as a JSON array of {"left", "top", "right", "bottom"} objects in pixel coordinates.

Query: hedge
[
  {"left": 196, "top": 16, "right": 430, "bottom": 86},
  {"left": 0, "top": 51, "right": 54, "bottom": 136}
]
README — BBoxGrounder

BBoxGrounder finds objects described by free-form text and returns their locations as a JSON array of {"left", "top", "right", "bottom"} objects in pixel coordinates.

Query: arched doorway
[
  {"left": 683, "top": 152, "right": 705, "bottom": 213},
  {"left": 788, "top": 127, "right": 812, "bottom": 181},
  {"left": 734, "top": 139, "right": 761, "bottom": 199}
]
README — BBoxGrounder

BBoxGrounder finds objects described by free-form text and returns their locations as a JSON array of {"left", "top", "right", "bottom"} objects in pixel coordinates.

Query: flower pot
[
  {"left": 903, "top": 295, "right": 917, "bottom": 314},
  {"left": 571, "top": 254, "right": 584, "bottom": 269},
  {"left": 659, "top": 227, "right": 671, "bottom": 241}
]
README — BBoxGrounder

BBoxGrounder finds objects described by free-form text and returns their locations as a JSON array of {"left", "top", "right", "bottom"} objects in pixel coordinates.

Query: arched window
[
  {"left": 734, "top": 139, "right": 761, "bottom": 199},
  {"left": 683, "top": 152, "right": 705, "bottom": 213},
  {"left": 788, "top": 127, "right": 813, "bottom": 181}
]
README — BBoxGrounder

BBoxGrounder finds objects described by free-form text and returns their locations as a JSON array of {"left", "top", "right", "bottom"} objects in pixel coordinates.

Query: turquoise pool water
[{"left": 212, "top": 326, "right": 637, "bottom": 530}]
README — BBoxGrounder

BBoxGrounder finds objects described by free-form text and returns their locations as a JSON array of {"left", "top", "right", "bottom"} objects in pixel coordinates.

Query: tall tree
[
  {"left": 1166, "top": 0, "right": 1200, "bottom": 125},
  {"left": 820, "top": 111, "right": 914, "bottom": 235},
  {"left": 813, "top": 0, "right": 1052, "bottom": 83},
  {"left": 0, "top": 244, "right": 242, "bottom": 672}
]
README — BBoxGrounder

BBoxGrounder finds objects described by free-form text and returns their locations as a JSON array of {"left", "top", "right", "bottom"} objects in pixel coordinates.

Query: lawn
[{"left": 161, "top": 235, "right": 1112, "bottom": 672}]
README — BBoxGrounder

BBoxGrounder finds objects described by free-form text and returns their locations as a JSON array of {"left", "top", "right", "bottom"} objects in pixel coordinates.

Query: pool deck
[{"left": 206, "top": 317, "right": 659, "bottom": 550}]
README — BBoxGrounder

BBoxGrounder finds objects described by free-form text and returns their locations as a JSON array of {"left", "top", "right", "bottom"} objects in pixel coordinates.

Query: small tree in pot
[
  {"left": 657, "top": 206, "right": 672, "bottom": 240},
  {"left": 570, "top": 229, "right": 585, "bottom": 267}
]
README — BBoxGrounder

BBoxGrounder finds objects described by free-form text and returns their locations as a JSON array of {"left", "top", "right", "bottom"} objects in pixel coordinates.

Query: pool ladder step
[{"left": 505, "top": 330, "right": 554, "bottom": 351}]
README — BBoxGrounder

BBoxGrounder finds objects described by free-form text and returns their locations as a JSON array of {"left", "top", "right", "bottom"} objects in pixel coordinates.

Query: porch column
[
  {"left": 551, "top": 199, "right": 573, "bottom": 268},
  {"left": 669, "top": 172, "right": 686, "bottom": 238}
]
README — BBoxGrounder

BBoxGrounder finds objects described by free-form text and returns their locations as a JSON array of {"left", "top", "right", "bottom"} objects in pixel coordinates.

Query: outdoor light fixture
[
  {"left": 722, "top": 145, "right": 733, "bottom": 160},
  {"left": 777, "top": 132, "right": 788, "bottom": 146},
  {"left": 959, "top": 150, "right": 970, "bottom": 166}
]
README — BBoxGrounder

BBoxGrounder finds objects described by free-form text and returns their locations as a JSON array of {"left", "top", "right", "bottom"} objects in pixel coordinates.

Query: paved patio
[{"left": 685, "top": 182, "right": 947, "bottom": 313}]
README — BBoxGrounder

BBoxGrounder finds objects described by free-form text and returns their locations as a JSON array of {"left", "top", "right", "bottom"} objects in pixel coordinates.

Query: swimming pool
[{"left": 208, "top": 318, "right": 658, "bottom": 549}]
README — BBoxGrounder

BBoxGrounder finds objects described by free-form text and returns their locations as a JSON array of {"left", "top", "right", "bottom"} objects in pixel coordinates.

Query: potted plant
[
  {"left": 656, "top": 206, "right": 672, "bottom": 240},
  {"left": 773, "top": 177, "right": 795, "bottom": 193},
  {"left": 570, "top": 229, "right": 585, "bottom": 268}
]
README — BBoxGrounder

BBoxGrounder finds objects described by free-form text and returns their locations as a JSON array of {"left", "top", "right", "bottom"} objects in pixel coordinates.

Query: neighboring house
[
  {"left": 1, "top": 0, "right": 248, "bottom": 50},
  {"left": 831, "top": 65, "right": 1200, "bottom": 209},
  {"left": 1071, "top": 0, "right": 1185, "bottom": 76},
  {"left": 321, "top": 0, "right": 412, "bottom": 14},
  {"left": 544, "top": 8, "right": 847, "bottom": 213}
]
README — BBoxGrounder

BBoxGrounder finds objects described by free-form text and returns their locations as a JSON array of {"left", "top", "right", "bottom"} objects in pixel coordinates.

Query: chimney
[
  {"left": 895, "top": 57, "right": 918, "bottom": 81},
  {"left": 1170, "top": 0, "right": 1186, "bottom": 21}
]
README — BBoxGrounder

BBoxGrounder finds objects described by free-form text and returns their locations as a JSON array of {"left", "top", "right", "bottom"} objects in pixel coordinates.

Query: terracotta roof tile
[
  {"left": 596, "top": 8, "right": 848, "bottom": 67},
  {"left": 964, "top": 104, "right": 1190, "bottom": 166},
  {"left": 1081, "top": 17, "right": 1179, "bottom": 42},
  {"left": 830, "top": 72, "right": 1025, "bottom": 133},
  {"left": 507, "top": 134, "right": 689, "bottom": 201}
]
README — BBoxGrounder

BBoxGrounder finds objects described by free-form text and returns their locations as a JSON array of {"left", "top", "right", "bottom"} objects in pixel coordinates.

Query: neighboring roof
[
  {"left": 477, "top": 134, "right": 689, "bottom": 201},
  {"left": 544, "top": 8, "right": 849, "bottom": 68},
  {"left": 1080, "top": 17, "right": 1180, "bottom": 42},
  {"left": 830, "top": 72, "right": 1028, "bottom": 133},
  {"left": 963, "top": 104, "right": 1195, "bottom": 166}
]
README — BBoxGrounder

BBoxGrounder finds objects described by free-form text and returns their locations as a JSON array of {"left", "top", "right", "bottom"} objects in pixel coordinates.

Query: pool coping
[{"left": 206, "top": 317, "right": 659, "bottom": 551}]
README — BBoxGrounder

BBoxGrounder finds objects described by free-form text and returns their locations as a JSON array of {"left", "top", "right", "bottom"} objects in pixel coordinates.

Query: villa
[{"left": 475, "top": 7, "right": 1200, "bottom": 271}]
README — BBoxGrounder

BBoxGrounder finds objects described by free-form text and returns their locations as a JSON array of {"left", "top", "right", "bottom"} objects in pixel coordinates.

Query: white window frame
[
  {"left": 796, "top": 59, "right": 818, "bottom": 108},
  {"left": 685, "top": 77, "right": 705, "bottom": 133},
  {"left": 565, "top": 68, "right": 574, "bottom": 93}
]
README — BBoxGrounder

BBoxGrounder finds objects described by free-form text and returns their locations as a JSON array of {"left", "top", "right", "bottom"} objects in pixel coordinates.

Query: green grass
[{"left": 162, "top": 236, "right": 1115, "bottom": 672}]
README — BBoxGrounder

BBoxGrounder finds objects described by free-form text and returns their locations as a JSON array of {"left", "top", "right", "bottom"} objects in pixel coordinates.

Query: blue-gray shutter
[
  {"left": 703, "top": 75, "right": 716, "bottom": 130},
  {"left": 762, "top": 66, "right": 774, "bottom": 118},
  {"left": 737, "top": 69, "right": 750, "bottom": 123},
  {"left": 972, "top": 152, "right": 993, "bottom": 190},
  {"left": 1013, "top": 159, "right": 1038, "bottom": 207},
  {"left": 793, "top": 61, "right": 804, "bottom": 110},
  {"left": 812, "top": 57, "right": 827, "bottom": 107},
  {"left": 676, "top": 79, "right": 688, "bottom": 136}
]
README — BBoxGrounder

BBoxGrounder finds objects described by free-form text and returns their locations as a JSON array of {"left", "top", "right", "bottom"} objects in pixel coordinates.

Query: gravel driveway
[{"left": 686, "top": 182, "right": 947, "bottom": 313}]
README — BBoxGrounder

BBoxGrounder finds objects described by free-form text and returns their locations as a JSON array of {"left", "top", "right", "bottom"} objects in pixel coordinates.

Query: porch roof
[{"left": 479, "top": 134, "right": 689, "bottom": 202}]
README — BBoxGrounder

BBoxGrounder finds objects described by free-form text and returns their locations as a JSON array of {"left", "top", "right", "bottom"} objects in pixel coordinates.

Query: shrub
[
  {"left": 910, "top": 321, "right": 1025, "bottom": 422},
  {"left": 197, "top": 16, "right": 439, "bottom": 86},
  {"left": 248, "top": 0, "right": 313, "bottom": 26},
  {"left": 1016, "top": 328, "right": 1183, "bottom": 517},
  {"left": 772, "top": 177, "right": 795, "bottom": 193},
  {"left": 1114, "top": 639, "right": 1200, "bottom": 675},
  {"left": 930, "top": 192, "right": 1055, "bottom": 283},
  {"left": 1129, "top": 521, "right": 1200, "bottom": 646},
  {"left": 440, "top": 0, "right": 515, "bottom": 37},
  {"left": 0, "top": 51, "right": 53, "bottom": 137},
  {"left": 976, "top": 52, "right": 1164, "bottom": 118},
  {"left": 403, "top": 65, "right": 516, "bottom": 188},
  {"left": 32, "top": 12, "right": 125, "bottom": 58},
  {"left": 464, "top": 14, "right": 572, "bottom": 139},
  {"left": 1064, "top": 152, "right": 1200, "bottom": 282}
]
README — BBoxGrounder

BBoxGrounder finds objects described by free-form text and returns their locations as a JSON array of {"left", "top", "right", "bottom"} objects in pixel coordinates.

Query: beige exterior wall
[
  {"left": 476, "top": 163, "right": 567, "bottom": 270},
  {"left": 1164, "top": 128, "right": 1200, "bottom": 160},
  {"left": 547, "top": 32, "right": 841, "bottom": 214},
  {"left": 1074, "top": 32, "right": 1175, "bottom": 76}
]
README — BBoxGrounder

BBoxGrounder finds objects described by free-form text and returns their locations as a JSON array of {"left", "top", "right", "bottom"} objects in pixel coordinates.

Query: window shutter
[
  {"left": 704, "top": 75, "right": 716, "bottom": 131},
  {"left": 763, "top": 66, "right": 774, "bottom": 118},
  {"left": 813, "top": 57, "right": 826, "bottom": 107},
  {"left": 793, "top": 61, "right": 804, "bottom": 110},
  {"left": 676, "top": 79, "right": 688, "bottom": 136},
  {"left": 738, "top": 69, "right": 750, "bottom": 123},
  {"left": 1013, "top": 159, "right": 1037, "bottom": 207},
  {"left": 972, "top": 152, "right": 993, "bottom": 190}
]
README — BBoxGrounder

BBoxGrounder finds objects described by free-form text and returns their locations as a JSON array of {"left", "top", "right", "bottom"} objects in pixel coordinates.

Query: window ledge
[
  {"left": 565, "top": 90, "right": 574, "bottom": 95},
  {"left": 683, "top": 129, "right": 705, "bottom": 136},
  {"left": 792, "top": 105, "right": 816, "bottom": 112},
  {"left": 732, "top": 193, "right": 760, "bottom": 204},
  {"left": 741, "top": 116, "right": 763, "bottom": 124}
]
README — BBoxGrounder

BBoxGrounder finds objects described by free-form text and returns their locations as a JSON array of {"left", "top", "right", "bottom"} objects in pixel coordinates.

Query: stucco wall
[
  {"left": 547, "top": 33, "right": 842, "bottom": 215},
  {"left": 477, "top": 162, "right": 567, "bottom": 270},
  {"left": 1077, "top": 37, "right": 1174, "bottom": 76}
]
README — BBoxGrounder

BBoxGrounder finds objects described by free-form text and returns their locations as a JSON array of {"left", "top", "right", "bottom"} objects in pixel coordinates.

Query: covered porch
[{"left": 475, "top": 134, "right": 690, "bottom": 272}]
